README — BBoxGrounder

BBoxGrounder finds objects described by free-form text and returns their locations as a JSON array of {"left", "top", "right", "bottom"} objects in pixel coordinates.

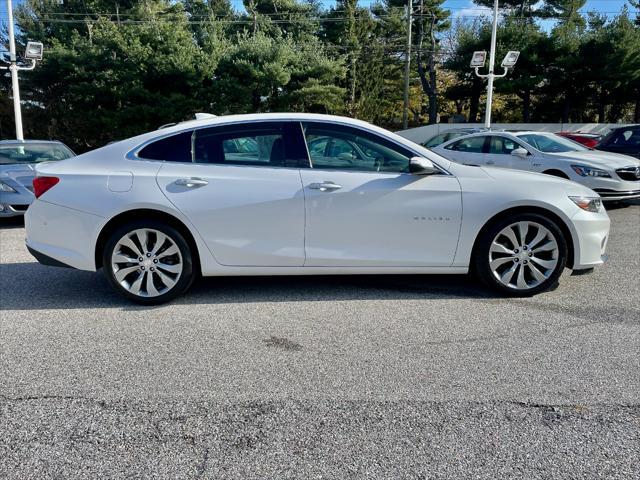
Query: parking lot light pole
[
  {"left": 5, "top": 0, "right": 23, "bottom": 140},
  {"left": 484, "top": 0, "right": 499, "bottom": 129},
  {"left": 402, "top": 0, "right": 413, "bottom": 130},
  {"left": 1, "top": 0, "right": 43, "bottom": 141},
  {"left": 469, "top": 0, "right": 519, "bottom": 129}
]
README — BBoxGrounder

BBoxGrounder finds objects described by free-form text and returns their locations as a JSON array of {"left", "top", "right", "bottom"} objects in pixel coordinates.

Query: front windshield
[
  {"left": 517, "top": 133, "right": 588, "bottom": 153},
  {"left": 0, "top": 143, "right": 75, "bottom": 165}
]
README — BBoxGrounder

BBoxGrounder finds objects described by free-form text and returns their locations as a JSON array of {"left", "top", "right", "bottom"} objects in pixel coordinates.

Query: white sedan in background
[
  {"left": 431, "top": 131, "right": 640, "bottom": 201},
  {"left": 25, "top": 114, "right": 609, "bottom": 304}
]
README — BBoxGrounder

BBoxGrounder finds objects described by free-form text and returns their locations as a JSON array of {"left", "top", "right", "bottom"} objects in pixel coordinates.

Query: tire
[
  {"left": 102, "top": 220, "right": 195, "bottom": 304},
  {"left": 473, "top": 213, "right": 568, "bottom": 296}
]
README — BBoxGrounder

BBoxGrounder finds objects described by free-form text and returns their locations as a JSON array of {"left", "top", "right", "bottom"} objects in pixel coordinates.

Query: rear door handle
[
  {"left": 485, "top": 160, "right": 495, "bottom": 165},
  {"left": 175, "top": 177, "right": 208, "bottom": 188},
  {"left": 309, "top": 181, "right": 342, "bottom": 192}
]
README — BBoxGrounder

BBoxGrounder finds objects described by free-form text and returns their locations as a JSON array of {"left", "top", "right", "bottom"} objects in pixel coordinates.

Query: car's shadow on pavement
[
  {"left": 605, "top": 199, "right": 640, "bottom": 210},
  {"left": 0, "top": 217, "right": 25, "bottom": 229},
  {"left": 0, "top": 261, "right": 501, "bottom": 311}
]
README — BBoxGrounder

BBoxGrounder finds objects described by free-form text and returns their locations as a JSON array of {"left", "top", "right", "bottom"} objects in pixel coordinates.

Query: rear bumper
[
  {"left": 25, "top": 199, "right": 102, "bottom": 271},
  {"left": 27, "top": 245, "right": 75, "bottom": 268}
]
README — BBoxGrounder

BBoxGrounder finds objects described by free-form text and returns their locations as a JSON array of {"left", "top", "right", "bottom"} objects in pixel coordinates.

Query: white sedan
[
  {"left": 431, "top": 131, "right": 640, "bottom": 201},
  {"left": 25, "top": 114, "right": 610, "bottom": 304}
]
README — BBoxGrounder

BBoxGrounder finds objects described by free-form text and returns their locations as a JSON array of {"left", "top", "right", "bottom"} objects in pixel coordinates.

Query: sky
[{"left": 0, "top": 0, "right": 636, "bottom": 34}]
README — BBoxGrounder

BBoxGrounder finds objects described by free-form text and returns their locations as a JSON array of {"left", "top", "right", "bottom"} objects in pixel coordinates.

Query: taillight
[{"left": 33, "top": 176, "right": 60, "bottom": 198}]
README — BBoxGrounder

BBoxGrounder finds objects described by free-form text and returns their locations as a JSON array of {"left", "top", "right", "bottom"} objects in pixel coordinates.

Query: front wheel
[
  {"left": 103, "top": 220, "right": 195, "bottom": 304},
  {"left": 473, "top": 213, "right": 568, "bottom": 296}
]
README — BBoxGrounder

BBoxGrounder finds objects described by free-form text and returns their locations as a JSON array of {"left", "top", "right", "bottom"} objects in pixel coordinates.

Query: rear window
[
  {"left": 0, "top": 143, "right": 75, "bottom": 164},
  {"left": 137, "top": 131, "right": 193, "bottom": 162}
]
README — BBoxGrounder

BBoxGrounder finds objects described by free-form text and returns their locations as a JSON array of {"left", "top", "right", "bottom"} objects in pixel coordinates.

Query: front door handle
[
  {"left": 175, "top": 177, "right": 208, "bottom": 188},
  {"left": 485, "top": 160, "right": 495, "bottom": 165},
  {"left": 309, "top": 181, "right": 342, "bottom": 192}
]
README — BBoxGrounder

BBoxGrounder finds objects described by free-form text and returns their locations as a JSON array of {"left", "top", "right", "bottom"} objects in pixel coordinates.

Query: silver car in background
[
  {"left": 422, "top": 127, "right": 487, "bottom": 148},
  {"left": 0, "top": 140, "right": 75, "bottom": 217}
]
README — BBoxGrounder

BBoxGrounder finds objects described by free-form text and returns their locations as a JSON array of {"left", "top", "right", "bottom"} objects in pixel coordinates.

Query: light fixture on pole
[
  {"left": 0, "top": 0, "right": 44, "bottom": 141},
  {"left": 470, "top": 51, "right": 487, "bottom": 68},
  {"left": 470, "top": 0, "right": 519, "bottom": 129}
]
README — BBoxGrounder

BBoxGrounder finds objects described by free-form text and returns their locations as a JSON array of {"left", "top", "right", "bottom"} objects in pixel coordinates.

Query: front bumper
[
  {"left": 574, "top": 174, "right": 640, "bottom": 202},
  {"left": 592, "top": 189, "right": 640, "bottom": 201},
  {"left": 0, "top": 202, "right": 29, "bottom": 217},
  {"left": 570, "top": 207, "right": 610, "bottom": 271}
]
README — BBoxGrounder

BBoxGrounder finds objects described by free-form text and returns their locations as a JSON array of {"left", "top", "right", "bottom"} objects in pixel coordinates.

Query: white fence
[{"left": 396, "top": 123, "right": 628, "bottom": 144}]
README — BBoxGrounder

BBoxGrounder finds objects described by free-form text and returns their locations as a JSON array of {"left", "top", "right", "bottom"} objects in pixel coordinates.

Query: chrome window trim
[
  {"left": 127, "top": 120, "right": 307, "bottom": 169},
  {"left": 125, "top": 117, "right": 452, "bottom": 176}
]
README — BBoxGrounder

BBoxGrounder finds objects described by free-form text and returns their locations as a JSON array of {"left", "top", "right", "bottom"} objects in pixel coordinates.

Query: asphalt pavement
[{"left": 1, "top": 202, "right": 639, "bottom": 479}]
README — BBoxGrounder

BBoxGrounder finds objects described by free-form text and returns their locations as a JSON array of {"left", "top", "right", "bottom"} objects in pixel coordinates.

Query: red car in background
[{"left": 556, "top": 132, "right": 602, "bottom": 148}]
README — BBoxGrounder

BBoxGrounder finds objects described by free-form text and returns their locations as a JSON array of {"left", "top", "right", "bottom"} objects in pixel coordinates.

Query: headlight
[
  {"left": 571, "top": 165, "right": 611, "bottom": 178},
  {"left": 0, "top": 181, "right": 17, "bottom": 193},
  {"left": 569, "top": 195, "right": 602, "bottom": 212}
]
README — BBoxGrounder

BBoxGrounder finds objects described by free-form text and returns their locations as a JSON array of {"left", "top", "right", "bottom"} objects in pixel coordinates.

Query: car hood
[
  {"left": 544, "top": 150, "right": 640, "bottom": 169},
  {"left": 0, "top": 163, "right": 37, "bottom": 189},
  {"left": 476, "top": 164, "right": 597, "bottom": 197}
]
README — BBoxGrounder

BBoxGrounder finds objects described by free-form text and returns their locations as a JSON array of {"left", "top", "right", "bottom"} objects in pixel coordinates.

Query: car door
[
  {"left": 484, "top": 135, "right": 526, "bottom": 170},
  {"left": 299, "top": 121, "right": 462, "bottom": 267},
  {"left": 441, "top": 135, "right": 489, "bottom": 166},
  {"left": 151, "top": 121, "right": 308, "bottom": 266}
]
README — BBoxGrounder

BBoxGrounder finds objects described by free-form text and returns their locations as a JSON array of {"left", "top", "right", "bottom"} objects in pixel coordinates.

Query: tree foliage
[{"left": 0, "top": 0, "right": 638, "bottom": 149}]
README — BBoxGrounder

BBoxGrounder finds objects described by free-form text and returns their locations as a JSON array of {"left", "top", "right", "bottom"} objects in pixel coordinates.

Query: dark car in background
[
  {"left": 0, "top": 140, "right": 75, "bottom": 217},
  {"left": 596, "top": 125, "right": 640, "bottom": 159}
]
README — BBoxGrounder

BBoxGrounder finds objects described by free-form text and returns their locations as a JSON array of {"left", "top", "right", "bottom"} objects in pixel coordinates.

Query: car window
[
  {"left": 138, "top": 122, "right": 307, "bottom": 167},
  {"left": 308, "top": 137, "right": 330, "bottom": 157},
  {"left": 445, "top": 136, "right": 486, "bottom": 153},
  {"left": 612, "top": 129, "right": 640, "bottom": 146},
  {"left": 489, "top": 136, "right": 519, "bottom": 154},
  {"left": 424, "top": 133, "right": 446, "bottom": 147},
  {"left": 217, "top": 134, "right": 279, "bottom": 164},
  {"left": 302, "top": 122, "right": 412, "bottom": 173},
  {"left": 137, "top": 131, "right": 193, "bottom": 162},
  {"left": 0, "top": 143, "right": 75, "bottom": 164},
  {"left": 517, "top": 134, "right": 587, "bottom": 153},
  {"left": 195, "top": 126, "right": 292, "bottom": 167}
]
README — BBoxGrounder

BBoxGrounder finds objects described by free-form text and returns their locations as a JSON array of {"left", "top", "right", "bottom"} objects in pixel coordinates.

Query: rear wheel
[
  {"left": 102, "top": 220, "right": 195, "bottom": 304},
  {"left": 473, "top": 213, "right": 568, "bottom": 296}
]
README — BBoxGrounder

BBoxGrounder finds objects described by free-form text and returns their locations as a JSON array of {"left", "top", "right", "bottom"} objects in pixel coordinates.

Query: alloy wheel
[
  {"left": 111, "top": 228, "right": 183, "bottom": 297},
  {"left": 488, "top": 221, "right": 559, "bottom": 290}
]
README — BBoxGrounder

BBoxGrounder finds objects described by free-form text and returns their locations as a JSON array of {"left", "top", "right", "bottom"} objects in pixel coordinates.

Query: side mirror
[
  {"left": 511, "top": 147, "right": 529, "bottom": 158},
  {"left": 409, "top": 157, "right": 439, "bottom": 175}
]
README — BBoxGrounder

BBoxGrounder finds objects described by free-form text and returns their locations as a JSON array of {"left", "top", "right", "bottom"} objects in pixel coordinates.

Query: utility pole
[
  {"left": 402, "top": 0, "right": 412, "bottom": 130},
  {"left": 1, "top": 0, "right": 43, "bottom": 140},
  {"left": 484, "top": 0, "right": 499, "bottom": 129},
  {"left": 6, "top": 0, "right": 23, "bottom": 140}
]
